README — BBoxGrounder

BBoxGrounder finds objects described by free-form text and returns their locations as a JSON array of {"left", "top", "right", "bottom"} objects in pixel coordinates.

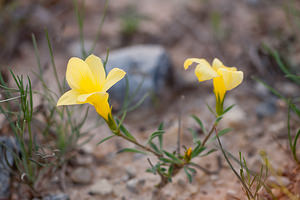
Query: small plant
[
  {"left": 255, "top": 44, "right": 300, "bottom": 164},
  {"left": 0, "top": 71, "right": 59, "bottom": 195},
  {"left": 120, "top": 5, "right": 144, "bottom": 37},
  {"left": 56, "top": 55, "right": 244, "bottom": 190}
]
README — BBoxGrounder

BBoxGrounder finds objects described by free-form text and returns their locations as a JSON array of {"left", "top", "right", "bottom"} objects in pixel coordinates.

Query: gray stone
[
  {"left": 43, "top": 194, "right": 70, "bottom": 200},
  {"left": 89, "top": 179, "right": 113, "bottom": 196},
  {"left": 104, "top": 45, "right": 173, "bottom": 105},
  {"left": 256, "top": 98, "right": 277, "bottom": 118},
  {"left": 0, "top": 136, "right": 18, "bottom": 199},
  {"left": 254, "top": 82, "right": 270, "bottom": 98},
  {"left": 125, "top": 166, "right": 136, "bottom": 180},
  {"left": 126, "top": 178, "right": 145, "bottom": 193},
  {"left": 70, "top": 167, "right": 93, "bottom": 184}
]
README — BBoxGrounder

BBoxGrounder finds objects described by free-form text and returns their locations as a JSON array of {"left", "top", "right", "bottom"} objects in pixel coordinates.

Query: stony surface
[
  {"left": 42, "top": 194, "right": 70, "bottom": 200},
  {"left": 89, "top": 179, "right": 114, "bottom": 196},
  {"left": 105, "top": 45, "right": 173, "bottom": 105},
  {"left": 70, "top": 167, "right": 93, "bottom": 184},
  {"left": 2, "top": 0, "right": 300, "bottom": 199},
  {"left": 0, "top": 137, "right": 18, "bottom": 199},
  {"left": 126, "top": 178, "right": 145, "bottom": 194}
]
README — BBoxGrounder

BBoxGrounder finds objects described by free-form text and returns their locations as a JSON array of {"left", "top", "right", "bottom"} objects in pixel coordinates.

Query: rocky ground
[{"left": 0, "top": 0, "right": 300, "bottom": 199}]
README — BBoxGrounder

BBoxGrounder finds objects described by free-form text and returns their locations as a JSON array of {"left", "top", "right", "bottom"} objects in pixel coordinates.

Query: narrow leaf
[
  {"left": 119, "top": 123, "right": 136, "bottom": 142},
  {"left": 148, "top": 141, "right": 161, "bottom": 154},
  {"left": 118, "top": 148, "right": 147, "bottom": 155},
  {"left": 97, "top": 135, "right": 115, "bottom": 145},
  {"left": 208, "top": 128, "right": 232, "bottom": 144},
  {"left": 163, "top": 151, "right": 182, "bottom": 164},
  {"left": 158, "top": 122, "right": 164, "bottom": 150},
  {"left": 191, "top": 115, "right": 206, "bottom": 134},
  {"left": 223, "top": 104, "right": 235, "bottom": 115},
  {"left": 184, "top": 166, "right": 192, "bottom": 183},
  {"left": 147, "top": 130, "right": 165, "bottom": 143}
]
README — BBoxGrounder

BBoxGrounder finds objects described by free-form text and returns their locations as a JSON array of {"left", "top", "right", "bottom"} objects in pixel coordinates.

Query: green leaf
[
  {"left": 200, "top": 148, "right": 217, "bottom": 157},
  {"left": 159, "top": 157, "right": 174, "bottom": 164},
  {"left": 206, "top": 103, "right": 217, "bottom": 116},
  {"left": 286, "top": 74, "right": 300, "bottom": 80},
  {"left": 253, "top": 77, "right": 300, "bottom": 117},
  {"left": 215, "top": 116, "right": 223, "bottom": 123},
  {"left": 119, "top": 123, "right": 136, "bottom": 142},
  {"left": 148, "top": 141, "right": 161, "bottom": 154},
  {"left": 191, "top": 142, "right": 206, "bottom": 158},
  {"left": 184, "top": 166, "right": 193, "bottom": 183},
  {"left": 262, "top": 44, "right": 300, "bottom": 85},
  {"left": 117, "top": 148, "right": 147, "bottom": 155},
  {"left": 191, "top": 115, "right": 206, "bottom": 134},
  {"left": 186, "top": 167, "right": 196, "bottom": 174},
  {"left": 97, "top": 135, "right": 115, "bottom": 145},
  {"left": 158, "top": 122, "right": 164, "bottom": 150},
  {"left": 188, "top": 128, "right": 199, "bottom": 143},
  {"left": 208, "top": 128, "right": 232, "bottom": 144},
  {"left": 292, "top": 129, "right": 300, "bottom": 163},
  {"left": 223, "top": 104, "right": 235, "bottom": 115},
  {"left": 147, "top": 130, "right": 165, "bottom": 143},
  {"left": 168, "top": 165, "right": 174, "bottom": 177},
  {"left": 163, "top": 151, "right": 183, "bottom": 164}
]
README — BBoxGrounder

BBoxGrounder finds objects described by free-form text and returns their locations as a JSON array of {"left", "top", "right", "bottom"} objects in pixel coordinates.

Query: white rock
[
  {"left": 70, "top": 167, "right": 93, "bottom": 184},
  {"left": 89, "top": 179, "right": 113, "bottom": 196}
]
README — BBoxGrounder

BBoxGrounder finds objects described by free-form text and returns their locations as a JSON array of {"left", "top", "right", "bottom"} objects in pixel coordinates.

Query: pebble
[
  {"left": 43, "top": 194, "right": 70, "bottom": 200},
  {"left": 73, "top": 154, "right": 93, "bottom": 166},
  {"left": 126, "top": 178, "right": 145, "bottom": 193},
  {"left": 254, "top": 82, "right": 270, "bottom": 98},
  {"left": 89, "top": 179, "right": 113, "bottom": 196},
  {"left": 125, "top": 166, "right": 136, "bottom": 179},
  {"left": 0, "top": 136, "right": 18, "bottom": 199},
  {"left": 256, "top": 98, "right": 277, "bottom": 118},
  {"left": 70, "top": 167, "right": 93, "bottom": 184},
  {"left": 104, "top": 45, "right": 173, "bottom": 105},
  {"left": 225, "top": 189, "right": 239, "bottom": 200}
]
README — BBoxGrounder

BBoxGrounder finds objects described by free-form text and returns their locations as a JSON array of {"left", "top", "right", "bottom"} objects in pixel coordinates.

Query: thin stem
[
  {"left": 45, "top": 29, "right": 62, "bottom": 93},
  {"left": 116, "top": 131, "right": 162, "bottom": 158},
  {"left": 202, "top": 122, "right": 218, "bottom": 147},
  {"left": 177, "top": 109, "right": 181, "bottom": 156},
  {"left": 89, "top": 0, "right": 109, "bottom": 54},
  {"left": 215, "top": 128, "right": 254, "bottom": 198}
]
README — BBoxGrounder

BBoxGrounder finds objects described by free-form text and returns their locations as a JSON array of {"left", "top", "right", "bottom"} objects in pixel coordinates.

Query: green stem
[
  {"left": 107, "top": 117, "right": 162, "bottom": 158},
  {"left": 216, "top": 128, "right": 254, "bottom": 198}
]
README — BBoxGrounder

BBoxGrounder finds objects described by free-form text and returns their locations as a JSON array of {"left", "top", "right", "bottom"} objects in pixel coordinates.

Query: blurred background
[{"left": 0, "top": 0, "right": 300, "bottom": 199}]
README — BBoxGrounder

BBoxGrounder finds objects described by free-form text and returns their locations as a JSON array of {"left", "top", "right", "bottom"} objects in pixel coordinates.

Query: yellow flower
[
  {"left": 184, "top": 147, "right": 193, "bottom": 162},
  {"left": 57, "top": 54, "right": 126, "bottom": 121},
  {"left": 184, "top": 58, "right": 243, "bottom": 115}
]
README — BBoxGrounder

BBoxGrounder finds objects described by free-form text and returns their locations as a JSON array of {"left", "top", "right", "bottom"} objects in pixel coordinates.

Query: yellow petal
[
  {"left": 184, "top": 58, "right": 210, "bottom": 70},
  {"left": 85, "top": 54, "right": 106, "bottom": 87},
  {"left": 103, "top": 68, "right": 126, "bottom": 91},
  {"left": 212, "top": 58, "right": 237, "bottom": 71},
  {"left": 57, "top": 90, "right": 82, "bottom": 106},
  {"left": 66, "top": 57, "right": 98, "bottom": 92},
  {"left": 194, "top": 61, "right": 219, "bottom": 82},
  {"left": 213, "top": 76, "right": 226, "bottom": 102},
  {"left": 218, "top": 68, "right": 243, "bottom": 91},
  {"left": 212, "top": 58, "right": 224, "bottom": 71},
  {"left": 85, "top": 92, "right": 111, "bottom": 121},
  {"left": 77, "top": 92, "right": 99, "bottom": 103}
]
